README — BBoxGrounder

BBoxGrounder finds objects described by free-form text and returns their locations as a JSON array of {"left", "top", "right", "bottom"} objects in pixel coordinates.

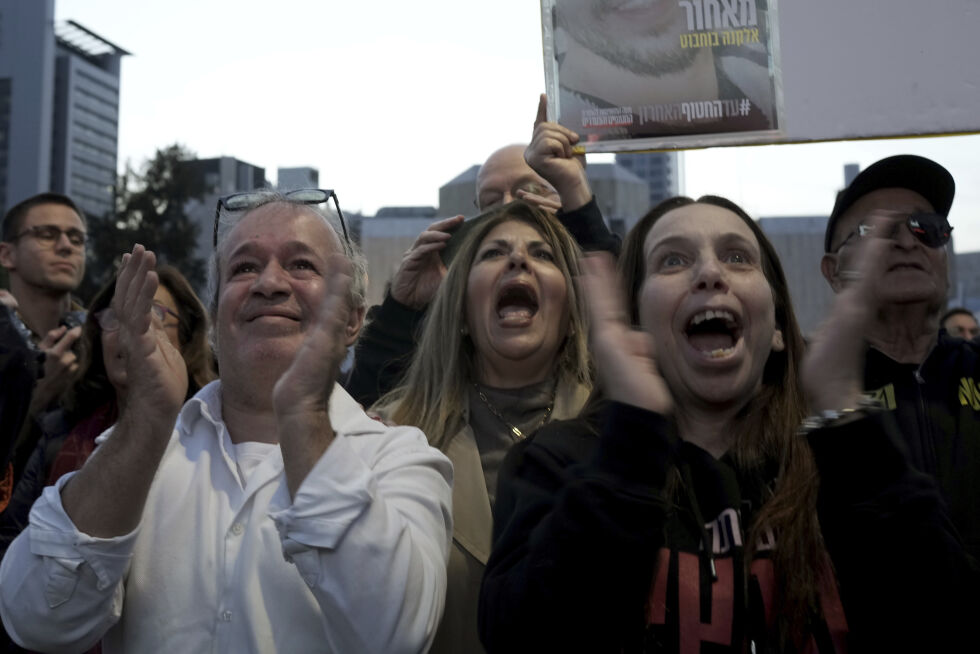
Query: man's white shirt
[{"left": 0, "top": 381, "right": 453, "bottom": 653}]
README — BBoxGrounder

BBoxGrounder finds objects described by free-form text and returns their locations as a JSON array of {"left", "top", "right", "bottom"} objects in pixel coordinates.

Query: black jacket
[
  {"left": 0, "top": 307, "right": 38, "bottom": 475},
  {"left": 479, "top": 401, "right": 977, "bottom": 653},
  {"left": 863, "top": 331, "right": 980, "bottom": 560},
  {"left": 345, "top": 197, "right": 621, "bottom": 408}
]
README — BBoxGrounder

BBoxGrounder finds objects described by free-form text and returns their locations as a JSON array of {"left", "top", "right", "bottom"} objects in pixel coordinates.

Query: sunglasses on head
[
  {"left": 213, "top": 189, "right": 350, "bottom": 248},
  {"left": 835, "top": 211, "right": 952, "bottom": 252}
]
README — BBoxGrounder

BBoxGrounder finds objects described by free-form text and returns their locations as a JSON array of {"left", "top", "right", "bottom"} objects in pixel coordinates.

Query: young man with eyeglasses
[
  {"left": 820, "top": 154, "right": 980, "bottom": 563},
  {"left": 0, "top": 191, "right": 452, "bottom": 653},
  {"left": 0, "top": 193, "right": 87, "bottom": 497}
]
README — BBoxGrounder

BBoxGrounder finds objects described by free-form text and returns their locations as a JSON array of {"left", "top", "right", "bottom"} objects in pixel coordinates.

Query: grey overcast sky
[{"left": 57, "top": 0, "right": 980, "bottom": 251}]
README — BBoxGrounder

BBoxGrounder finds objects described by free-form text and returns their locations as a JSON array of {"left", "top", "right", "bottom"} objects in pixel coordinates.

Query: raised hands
[
  {"left": 29, "top": 324, "right": 82, "bottom": 414},
  {"left": 272, "top": 254, "right": 356, "bottom": 496},
  {"left": 272, "top": 254, "right": 354, "bottom": 419},
  {"left": 803, "top": 213, "right": 893, "bottom": 413},
  {"left": 390, "top": 214, "right": 464, "bottom": 310},
  {"left": 60, "top": 245, "right": 188, "bottom": 536},
  {"left": 112, "top": 245, "right": 188, "bottom": 425},
  {"left": 524, "top": 94, "right": 592, "bottom": 212},
  {"left": 581, "top": 254, "right": 673, "bottom": 415}
]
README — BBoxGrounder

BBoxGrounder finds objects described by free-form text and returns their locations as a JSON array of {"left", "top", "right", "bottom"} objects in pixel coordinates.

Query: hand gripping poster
[{"left": 542, "top": 0, "right": 784, "bottom": 152}]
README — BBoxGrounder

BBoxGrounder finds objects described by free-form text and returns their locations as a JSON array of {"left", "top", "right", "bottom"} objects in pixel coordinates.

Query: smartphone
[
  {"left": 60, "top": 310, "right": 86, "bottom": 331},
  {"left": 439, "top": 210, "right": 495, "bottom": 265}
]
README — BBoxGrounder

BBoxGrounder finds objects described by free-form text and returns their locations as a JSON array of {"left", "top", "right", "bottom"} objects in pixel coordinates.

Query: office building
[
  {"left": 757, "top": 215, "right": 836, "bottom": 336},
  {"left": 360, "top": 207, "right": 439, "bottom": 306},
  {"left": 181, "top": 156, "right": 267, "bottom": 269},
  {"left": 0, "top": 0, "right": 127, "bottom": 217},
  {"left": 950, "top": 251, "right": 979, "bottom": 313},
  {"left": 438, "top": 165, "right": 480, "bottom": 218},
  {"left": 278, "top": 166, "right": 319, "bottom": 189},
  {"left": 586, "top": 162, "right": 649, "bottom": 235},
  {"left": 614, "top": 151, "right": 680, "bottom": 211}
]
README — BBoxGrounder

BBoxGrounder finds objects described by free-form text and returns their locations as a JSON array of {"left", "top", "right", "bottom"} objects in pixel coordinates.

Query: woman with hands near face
[
  {"left": 371, "top": 201, "right": 593, "bottom": 654},
  {"left": 480, "top": 199, "right": 977, "bottom": 653},
  {"left": 346, "top": 95, "right": 618, "bottom": 408}
]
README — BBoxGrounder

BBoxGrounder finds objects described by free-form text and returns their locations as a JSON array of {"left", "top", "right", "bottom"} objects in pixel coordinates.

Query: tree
[{"left": 80, "top": 144, "right": 208, "bottom": 301}]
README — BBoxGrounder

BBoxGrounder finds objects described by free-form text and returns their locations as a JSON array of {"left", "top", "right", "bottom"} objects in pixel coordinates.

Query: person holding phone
[{"left": 0, "top": 193, "right": 87, "bottom": 494}]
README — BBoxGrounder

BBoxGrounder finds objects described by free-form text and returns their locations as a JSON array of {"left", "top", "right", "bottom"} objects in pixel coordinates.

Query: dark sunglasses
[
  {"left": 213, "top": 189, "right": 350, "bottom": 247},
  {"left": 834, "top": 211, "right": 952, "bottom": 252}
]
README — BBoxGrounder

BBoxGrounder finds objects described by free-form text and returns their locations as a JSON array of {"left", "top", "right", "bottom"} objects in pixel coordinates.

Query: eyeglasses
[
  {"left": 213, "top": 189, "right": 350, "bottom": 248},
  {"left": 475, "top": 181, "right": 560, "bottom": 211},
  {"left": 11, "top": 225, "right": 87, "bottom": 248},
  {"left": 834, "top": 211, "right": 952, "bottom": 252},
  {"left": 154, "top": 303, "right": 181, "bottom": 328},
  {"left": 95, "top": 303, "right": 179, "bottom": 332}
]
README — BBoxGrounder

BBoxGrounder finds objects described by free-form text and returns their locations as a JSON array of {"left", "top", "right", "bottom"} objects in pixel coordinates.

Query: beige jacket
[{"left": 428, "top": 380, "right": 591, "bottom": 654}]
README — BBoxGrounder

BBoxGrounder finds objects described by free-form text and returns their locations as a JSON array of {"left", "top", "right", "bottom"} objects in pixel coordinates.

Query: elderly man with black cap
[{"left": 821, "top": 154, "right": 979, "bottom": 562}]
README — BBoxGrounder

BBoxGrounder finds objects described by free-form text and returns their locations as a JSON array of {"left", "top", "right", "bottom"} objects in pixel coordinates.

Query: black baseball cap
[{"left": 824, "top": 155, "right": 955, "bottom": 252}]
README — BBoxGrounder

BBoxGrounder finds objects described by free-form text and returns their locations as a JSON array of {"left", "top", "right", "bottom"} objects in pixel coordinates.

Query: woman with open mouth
[
  {"left": 479, "top": 196, "right": 975, "bottom": 652},
  {"left": 371, "top": 200, "right": 593, "bottom": 653}
]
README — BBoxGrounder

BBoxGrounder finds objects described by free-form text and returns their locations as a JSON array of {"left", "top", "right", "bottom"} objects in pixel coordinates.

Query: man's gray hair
[{"left": 206, "top": 190, "right": 368, "bottom": 353}]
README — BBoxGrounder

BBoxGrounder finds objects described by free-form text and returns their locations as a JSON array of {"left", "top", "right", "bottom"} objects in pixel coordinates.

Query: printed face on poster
[{"left": 542, "top": 0, "right": 783, "bottom": 152}]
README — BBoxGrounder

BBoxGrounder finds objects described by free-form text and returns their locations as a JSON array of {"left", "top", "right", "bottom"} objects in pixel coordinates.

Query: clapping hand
[
  {"left": 112, "top": 245, "right": 188, "bottom": 426},
  {"left": 581, "top": 254, "right": 673, "bottom": 415},
  {"left": 804, "top": 213, "right": 893, "bottom": 413},
  {"left": 272, "top": 254, "right": 353, "bottom": 421}
]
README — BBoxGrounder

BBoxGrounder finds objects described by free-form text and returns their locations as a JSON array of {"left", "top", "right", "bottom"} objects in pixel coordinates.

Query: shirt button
[
  {"left": 231, "top": 523, "right": 244, "bottom": 536},
  {"left": 221, "top": 610, "right": 233, "bottom": 622}
]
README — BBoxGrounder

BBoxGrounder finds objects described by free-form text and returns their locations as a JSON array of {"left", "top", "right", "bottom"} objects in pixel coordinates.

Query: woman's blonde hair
[{"left": 373, "top": 201, "right": 591, "bottom": 450}]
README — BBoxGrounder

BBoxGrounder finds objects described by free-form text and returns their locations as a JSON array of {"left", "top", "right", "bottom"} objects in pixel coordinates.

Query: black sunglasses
[
  {"left": 213, "top": 189, "right": 350, "bottom": 247},
  {"left": 834, "top": 211, "right": 952, "bottom": 252}
]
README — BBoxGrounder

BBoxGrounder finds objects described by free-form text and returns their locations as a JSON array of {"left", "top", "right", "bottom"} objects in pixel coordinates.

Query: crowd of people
[{"left": 0, "top": 94, "right": 977, "bottom": 653}]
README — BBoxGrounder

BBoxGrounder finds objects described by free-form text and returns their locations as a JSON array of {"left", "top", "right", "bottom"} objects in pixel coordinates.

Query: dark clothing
[
  {"left": 345, "top": 293, "right": 426, "bottom": 409},
  {"left": 555, "top": 196, "right": 623, "bottom": 258},
  {"left": 0, "top": 403, "right": 115, "bottom": 563},
  {"left": 468, "top": 378, "right": 557, "bottom": 505},
  {"left": 0, "top": 308, "right": 37, "bottom": 479},
  {"left": 0, "top": 303, "right": 85, "bottom": 488},
  {"left": 345, "top": 197, "right": 620, "bottom": 408},
  {"left": 0, "top": 304, "right": 93, "bottom": 654},
  {"left": 863, "top": 330, "right": 980, "bottom": 560},
  {"left": 479, "top": 401, "right": 976, "bottom": 653}
]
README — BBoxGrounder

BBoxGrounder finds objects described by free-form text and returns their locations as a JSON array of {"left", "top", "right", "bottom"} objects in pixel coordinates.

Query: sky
[{"left": 56, "top": 0, "right": 980, "bottom": 251}]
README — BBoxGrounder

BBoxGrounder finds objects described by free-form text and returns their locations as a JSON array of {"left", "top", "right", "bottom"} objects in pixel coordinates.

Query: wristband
[{"left": 798, "top": 396, "right": 881, "bottom": 435}]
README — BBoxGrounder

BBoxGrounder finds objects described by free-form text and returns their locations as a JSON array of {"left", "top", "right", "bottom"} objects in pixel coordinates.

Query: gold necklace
[{"left": 473, "top": 379, "right": 557, "bottom": 440}]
